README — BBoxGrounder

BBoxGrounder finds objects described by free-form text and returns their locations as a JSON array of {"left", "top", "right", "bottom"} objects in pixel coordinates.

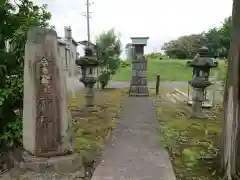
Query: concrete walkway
[{"left": 91, "top": 97, "right": 176, "bottom": 180}]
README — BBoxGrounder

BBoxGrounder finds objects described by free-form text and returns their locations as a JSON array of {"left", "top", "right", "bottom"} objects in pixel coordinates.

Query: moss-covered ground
[
  {"left": 151, "top": 89, "right": 223, "bottom": 180},
  {"left": 68, "top": 88, "right": 127, "bottom": 162}
]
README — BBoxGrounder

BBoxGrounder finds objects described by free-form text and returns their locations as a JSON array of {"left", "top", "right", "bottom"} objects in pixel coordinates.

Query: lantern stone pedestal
[
  {"left": 129, "top": 37, "right": 149, "bottom": 96},
  {"left": 187, "top": 87, "right": 214, "bottom": 108},
  {"left": 81, "top": 77, "right": 96, "bottom": 107},
  {"left": 21, "top": 27, "right": 82, "bottom": 173},
  {"left": 191, "top": 87, "right": 208, "bottom": 119}
]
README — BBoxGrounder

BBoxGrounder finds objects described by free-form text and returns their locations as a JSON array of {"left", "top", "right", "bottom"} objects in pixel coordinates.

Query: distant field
[{"left": 112, "top": 59, "right": 226, "bottom": 82}]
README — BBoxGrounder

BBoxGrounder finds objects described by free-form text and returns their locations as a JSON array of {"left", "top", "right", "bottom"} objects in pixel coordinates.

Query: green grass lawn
[{"left": 112, "top": 59, "right": 226, "bottom": 82}]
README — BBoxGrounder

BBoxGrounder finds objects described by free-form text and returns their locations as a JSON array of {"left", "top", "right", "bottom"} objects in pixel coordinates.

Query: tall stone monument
[
  {"left": 129, "top": 37, "right": 149, "bottom": 96},
  {"left": 23, "top": 27, "right": 75, "bottom": 157}
]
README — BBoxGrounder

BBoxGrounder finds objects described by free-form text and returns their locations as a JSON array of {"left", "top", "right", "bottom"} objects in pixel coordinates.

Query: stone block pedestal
[
  {"left": 129, "top": 85, "right": 149, "bottom": 96},
  {"left": 19, "top": 152, "right": 84, "bottom": 174}
]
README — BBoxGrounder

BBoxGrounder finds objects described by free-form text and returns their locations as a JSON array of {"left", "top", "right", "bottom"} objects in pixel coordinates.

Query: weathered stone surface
[
  {"left": 130, "top": 60, "right": 148, "bottom": 96},
  {"left": 20, "top": 153, "right": 83, "bottom": 174},
  {"left": 140, "top": 78, "right": 147, "bottom": 85},
  {"left": 1, "top": 168, "right": 86, "bottom": 180},
  {"left": 132, "top": 70, "right": 137, "bottom": 76},
  {"left": 192, "top": 88, "right": 204, "bottom": 101},
  {"left": 129, "top": 86, "right": 138, "bottom": 94},
  {"left": 137, "top": 70, "right": 147, "bottom": 78},
  {"left": 142, "top": 63, "right": 147, "bottom": 70},
  {"left": 23, "top": 27, "right": 75, "bottom": 157},
  {"left": 129, "top": 40, "right": 149, "bottom": 96},
  {"left": 138, "top": 86, "right": 148, "bottom": 94},
  {"left": 132, "top": 63, "right": 138, "bottom": 70},
  {"left": 131, "top": 77, "right": 139, "bottom": 85}
]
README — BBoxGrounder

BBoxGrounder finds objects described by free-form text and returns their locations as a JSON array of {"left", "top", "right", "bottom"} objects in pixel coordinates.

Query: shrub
[
  {"left": 120, "top": 60, "right": 130, "bottom": 68},
  {"left": 0, "top": 0, "right": 51, "bottom": 149},
  {"left": 98, "top": 71, "right": 111, "bottom": 89},
  {"left": 146, "top": 52, "right": 164, "bottom": 60}
]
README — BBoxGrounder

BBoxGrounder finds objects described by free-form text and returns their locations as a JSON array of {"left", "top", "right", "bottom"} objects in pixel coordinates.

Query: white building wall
[{"left": 58, "top": 44, "right": 66, "bottom": 67}]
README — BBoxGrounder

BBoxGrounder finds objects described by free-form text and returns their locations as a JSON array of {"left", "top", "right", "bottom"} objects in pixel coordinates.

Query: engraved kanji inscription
[{"left": 35, "top": 56, "right": 61, "bottom": 155}]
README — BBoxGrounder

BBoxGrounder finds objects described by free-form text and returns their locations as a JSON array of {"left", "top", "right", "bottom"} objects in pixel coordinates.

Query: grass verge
[
  {"left": 68, "top": 88, "right": 127, "bottom": 162},
  {"left": 112, "top": 59, "right": 225, "bottom": 82},
  {"left": 152, "top": 89, "right": 223, "bottom": 180}
]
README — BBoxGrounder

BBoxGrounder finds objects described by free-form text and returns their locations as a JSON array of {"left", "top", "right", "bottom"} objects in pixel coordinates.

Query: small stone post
[
  {"left": 192, "top": 88, "right": 205, "bottom": 117},
  {"left": 84, "top": 79, "right": 95, "bottom": 107},
  {"left": 156, "top": 73, "right": 160, "bottom": 95},
  {"left": 23, "top": 27, "right": 75, "bottom": 157},
  {"left": 129, "top": 37, "right": 149, "bottom": 96}
]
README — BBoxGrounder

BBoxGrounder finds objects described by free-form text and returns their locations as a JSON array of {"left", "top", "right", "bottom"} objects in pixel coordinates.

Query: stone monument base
[
  {"left": 187, "top": 100, "right": 213, "bottom": 108},
  {"left": 19, "top": 152, "right": 84, "bottom": 174},
  {"left": 129, "top": 93, "right": 149, "bottom": 97},
  {"left": 129, "top": 85, "right": 149, "bottom": 97}
]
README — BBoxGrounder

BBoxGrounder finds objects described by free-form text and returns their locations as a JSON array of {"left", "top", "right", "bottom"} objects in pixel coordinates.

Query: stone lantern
[
  {"left": 76, "top": 44, "right": 99, "bottom": 110},
  {"left": 186, "top": 46, "right": 218, "bottom": 118}
]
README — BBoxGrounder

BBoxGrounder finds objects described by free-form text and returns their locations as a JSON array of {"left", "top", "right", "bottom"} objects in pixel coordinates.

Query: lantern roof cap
[
  {"left": 186, "top": 59, "right": 218, "bottom": 68},
  {"left": 76, "top": 56, "right": 99, "bottom": 67},
  {"left": 198, "top": 46, "right": 210, "bottom": 57}
]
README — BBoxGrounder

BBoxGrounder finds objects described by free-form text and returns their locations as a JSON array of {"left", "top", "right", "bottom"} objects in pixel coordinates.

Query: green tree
[
  {"left": 95, "top": 29, "right": 121, "bottom": 89},
  {"left": 218, "top": 17, "right": 231, "bottom": 57},
  {"left": 204, "top": 28, "right": 222, "bottom": 57},
  {"left": 162, "top": 16, "right": 231, "bottom": 59},
  {"left": 0, "top": 0, "right": 51, "bottom": 147},
  {"left": 204, "top": 16, "right": 231, "bottom": 58},
  {"left": 162, "top": 34, "right": 206, "bottom": 59}
]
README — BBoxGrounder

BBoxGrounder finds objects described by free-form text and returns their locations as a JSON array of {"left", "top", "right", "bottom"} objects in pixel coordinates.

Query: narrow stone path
[{"left": 91, "top": 97, "right": 176, "bottom": 180}]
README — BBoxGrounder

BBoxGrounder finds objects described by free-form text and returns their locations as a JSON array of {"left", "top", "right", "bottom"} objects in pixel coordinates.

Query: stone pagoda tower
[{"left": 129, "top": 37, "right": 149, "bottom": 96}]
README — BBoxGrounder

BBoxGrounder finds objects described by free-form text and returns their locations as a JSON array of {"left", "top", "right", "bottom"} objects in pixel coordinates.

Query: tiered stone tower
[{"left": 129, "top": 37, "right": 149, "bottom": 96}]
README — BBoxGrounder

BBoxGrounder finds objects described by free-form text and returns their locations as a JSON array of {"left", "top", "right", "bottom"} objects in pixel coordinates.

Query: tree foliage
[
  {"left": 162, "top": 16, "right": 231, "bottom": 59},
  {"left": 205, "top": 17, "right": 231, "bottom": 58},
  {"left": 96, "top": 29, "right": 121, "bottom": 74},
  {"left": 95, "top": 29, "right": 121, "bottom": 88},
  {"left": 0, "top": 0, "right": 51, "bottom": 147},
  {"left": 162, "top": 34, "right": 206, "bottom": 59}
]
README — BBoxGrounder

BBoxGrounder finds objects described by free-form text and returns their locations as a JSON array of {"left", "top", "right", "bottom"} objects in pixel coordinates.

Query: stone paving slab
[{"left": 91, "top": 97, "right": 176, "bottom": 180}]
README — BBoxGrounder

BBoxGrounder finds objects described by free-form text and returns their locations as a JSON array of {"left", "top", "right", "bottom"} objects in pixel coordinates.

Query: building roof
[
  {"left": 57, "top": 37, "right": 78, "bottom": 46},
  {"left": 78, "top": 40, "right": 96, "bottom": 48},
  {"left": 72, "top": 39, "right": 78, "bottom": 46},
  {"left": 57, "top": 38, "right": 66, "bottom": 45}
]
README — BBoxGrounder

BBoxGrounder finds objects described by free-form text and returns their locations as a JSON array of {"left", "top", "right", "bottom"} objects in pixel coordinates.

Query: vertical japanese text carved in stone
[{"left": 35, "top": 56, "right": 61, "bottom": 155}]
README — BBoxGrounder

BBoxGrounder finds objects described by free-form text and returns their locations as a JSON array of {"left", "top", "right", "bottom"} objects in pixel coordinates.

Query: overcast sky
[{"left": 35, "top": 0, "right": 232, "bottom": 56}]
